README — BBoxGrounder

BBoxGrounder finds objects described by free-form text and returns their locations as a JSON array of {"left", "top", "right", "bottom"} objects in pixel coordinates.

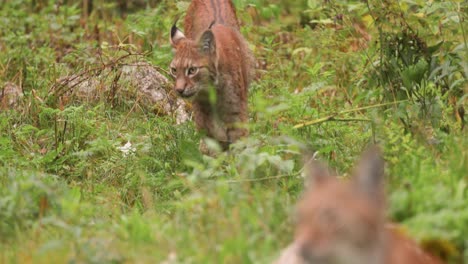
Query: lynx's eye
[
  {"left": 186, "top": 67, "right": 199, "bottom": 77},
  {"left": 170, "top": 67, "right": 177, "bottom": 77}
]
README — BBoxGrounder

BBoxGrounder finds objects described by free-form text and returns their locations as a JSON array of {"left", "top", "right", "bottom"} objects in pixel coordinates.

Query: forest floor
[{"left": 0, "top": 1, "right": 467, "bottom": 263}]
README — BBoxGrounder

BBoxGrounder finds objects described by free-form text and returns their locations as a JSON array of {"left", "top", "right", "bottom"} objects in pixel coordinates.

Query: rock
[
  {"left": 58, "top": 74, "right": 101, "bottom": 100},
  {"left": 120, "top": 62, "right": 189, "bottom": 124},
  {"left": 1, "top": 82, "right": 23, "bottom": 109},
  {"left": 55, "top": 61, "right": 189, "bottom": 124}
]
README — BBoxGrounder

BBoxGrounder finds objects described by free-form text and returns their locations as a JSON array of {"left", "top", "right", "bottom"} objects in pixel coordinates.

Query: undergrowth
[{"left": 0, "top": 0, "right": 467, "bottom": 263}]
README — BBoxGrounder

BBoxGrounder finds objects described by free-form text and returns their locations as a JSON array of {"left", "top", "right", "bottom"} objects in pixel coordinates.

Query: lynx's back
[{"left": 184, "top": 0, "right": 239, "bottom": 39}]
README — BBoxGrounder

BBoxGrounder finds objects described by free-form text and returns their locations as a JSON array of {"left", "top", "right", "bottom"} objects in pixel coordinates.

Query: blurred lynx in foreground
[
  {"left": 169, "top": 0, "right": 253, "bottom": 152},
  {"left": 275, "top": 147, "right": 444, "bottom": 264}
]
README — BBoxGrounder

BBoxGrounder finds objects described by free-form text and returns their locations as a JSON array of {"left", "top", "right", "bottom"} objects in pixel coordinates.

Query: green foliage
[
  {"left": 0, "top": 0, "right": 466, "bottom": 263},
  {"left": 364, "top": 0, "right": 467, "bottom": 130}
]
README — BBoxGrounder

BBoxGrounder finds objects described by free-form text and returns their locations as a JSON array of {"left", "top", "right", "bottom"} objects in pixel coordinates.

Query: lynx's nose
[
  {"left": 175, "top": 87, "right": 185, "bottom": 96},
  {"left": 175, "top": 79, "right": 186, "bottom": 96}
]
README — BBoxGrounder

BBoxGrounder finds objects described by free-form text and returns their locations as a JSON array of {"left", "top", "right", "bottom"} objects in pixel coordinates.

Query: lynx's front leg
[
  {"left": 225, "top": 117, "right": 248, "bottom": 147},
  {"left": 193, "top": 101, "right": 229, "bottom": 154},
  {"left": 217, "top": 81, "right": 248, "bottom": 147}
]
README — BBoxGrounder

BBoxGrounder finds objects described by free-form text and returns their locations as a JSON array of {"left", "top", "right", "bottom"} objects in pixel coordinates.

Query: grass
[{"left": 0, "top": 0, "right": 467, "bottom": 263}]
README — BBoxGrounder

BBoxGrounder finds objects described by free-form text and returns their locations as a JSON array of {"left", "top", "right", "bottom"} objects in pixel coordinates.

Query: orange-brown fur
[
  {"left": 184, "top": 0, "right": 239, "bottom": 38},
  {"left": 275, "top": 148, "right": 443, "bottom": 264},
  {"left": 170, "top": 0, "right": 252, "bottom": 151}
]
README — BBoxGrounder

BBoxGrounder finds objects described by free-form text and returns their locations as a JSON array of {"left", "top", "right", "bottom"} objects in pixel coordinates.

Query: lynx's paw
[{"left": 199, "top": 138, "right": 223, "bottom": 157}]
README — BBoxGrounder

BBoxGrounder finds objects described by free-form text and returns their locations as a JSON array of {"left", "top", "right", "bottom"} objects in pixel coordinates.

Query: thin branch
[
  {"left": 330, "top": 118, "right": 372, "bottom": 122},
  {"left": 219, "top": 173, "right": 301, "bottom": 184},
  {"left": 293, "top": 100, "right": 408, "bottom": 129},
  {"left": 48, "top": 49, "right": 152, "bottom": 97}
]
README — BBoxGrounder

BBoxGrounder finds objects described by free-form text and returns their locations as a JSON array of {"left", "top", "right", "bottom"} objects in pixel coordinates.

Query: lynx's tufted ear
[
  {"left": 352, "top": 145, "right": 385, "bottom": 200},
  {"left": 199, "top": 30, "right": 216, "bottom": 55},
  {"left": 303, "top": 153, "right": 333, "bottom": 190},
  {"left": 170, "top": 25, "right": 186, "bottom": 47}
]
